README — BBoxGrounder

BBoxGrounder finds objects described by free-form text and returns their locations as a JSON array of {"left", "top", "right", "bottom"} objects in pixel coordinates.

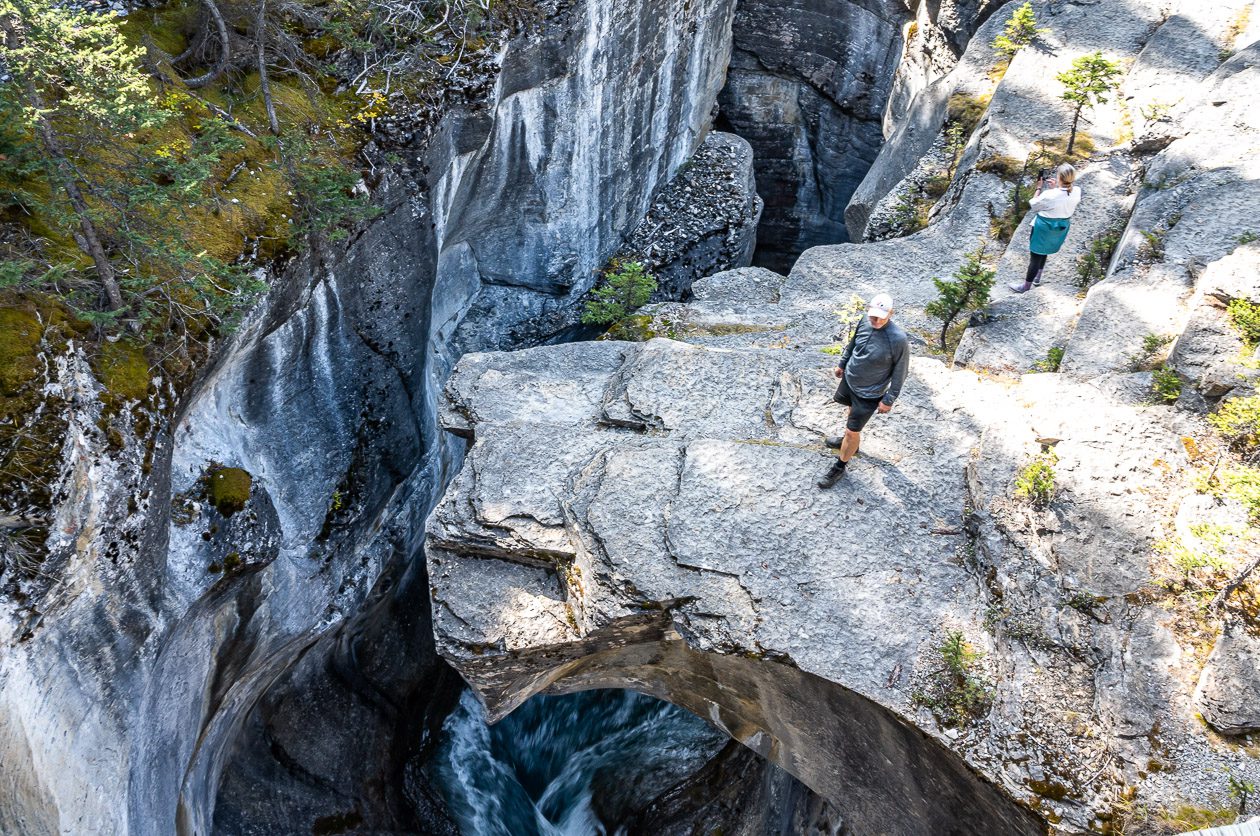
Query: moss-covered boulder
[{"left": 208, "top": 466, "right": 252, "bottom": 517}]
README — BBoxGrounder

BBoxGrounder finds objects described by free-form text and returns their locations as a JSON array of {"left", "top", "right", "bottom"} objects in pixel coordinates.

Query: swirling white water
[{"left": 431, "top": 688, "right": 727, "bottom": 835}]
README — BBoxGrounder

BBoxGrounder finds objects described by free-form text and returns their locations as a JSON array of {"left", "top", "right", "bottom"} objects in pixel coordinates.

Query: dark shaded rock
[
  {"left": 718, "top": 0, "right": 909, "bottom": 271},
  {"left": 623, "top": 740, "right": 843, "bottom": 836},
  {"left": 616, "top": 131, "right": 763, "bottom": 300}
]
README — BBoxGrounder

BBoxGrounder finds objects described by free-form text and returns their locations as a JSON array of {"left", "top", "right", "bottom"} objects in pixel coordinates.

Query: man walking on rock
[{"left": 819, "top": 292, "right": 909, "bottom": 488}]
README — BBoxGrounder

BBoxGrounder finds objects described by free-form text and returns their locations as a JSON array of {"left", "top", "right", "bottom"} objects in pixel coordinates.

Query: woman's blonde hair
[{"left": 1057, "top": 163, "right": 1078, "bottom": 193}]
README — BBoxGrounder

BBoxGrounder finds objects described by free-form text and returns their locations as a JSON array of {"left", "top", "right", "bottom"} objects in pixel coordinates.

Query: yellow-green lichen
[
  {"left": 603, "top": 314, "right": 658, "bottom": 342},
  {"left": 947, "top": 92, "right": 992, "bottom": 135},
  {"left": 208, "top": 466, "right": 252, "bottom": 516}
]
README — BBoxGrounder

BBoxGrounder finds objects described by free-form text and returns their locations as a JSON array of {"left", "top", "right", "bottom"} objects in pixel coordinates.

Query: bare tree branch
[
  {"left": 256, "top": 0, "right": 280, "bottom": 134},
  {"left": 1211, "top": 552, "right": 1260, "bottom": 611},
  {"left": 182, "top": 0, "right": 232, "bottom": 89}
]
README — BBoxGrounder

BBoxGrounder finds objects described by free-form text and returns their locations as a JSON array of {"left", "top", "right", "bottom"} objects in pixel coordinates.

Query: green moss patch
[
  {"left": 0, "top": 306, "right": 42, "bottom": 396},
  {"left": 94, "top": 340, "right": 151, "bottom": 403},
  {"left": 975, "top": 154, "right": 1024, "bottom": 180},
  {"left": 947, "top": 93, "right": 992, "bottom": 135},
  {"left": 603, "top": 314, "right": 657, "bottom": 342},
  {"left": 208, "top": 466, "right": 252, "bottom": 516}
]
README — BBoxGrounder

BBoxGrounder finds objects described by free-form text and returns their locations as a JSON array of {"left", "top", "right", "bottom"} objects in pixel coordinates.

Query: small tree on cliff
[
  {"left": 925, "top": 247, "right": 995, "bottom": 353},
  {"left": 992, "top": 2, "right": 1045, "bottom": 59},
  {"left": 1057, "top": 51, "right": 1123, "bottom": 155},
  {"left": 582, "top": 261, "right": 658, "bottom": 325}
]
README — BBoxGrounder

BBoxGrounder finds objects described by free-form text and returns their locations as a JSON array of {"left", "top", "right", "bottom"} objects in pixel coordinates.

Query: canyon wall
[
  {"left": 0, "top": 0, "right": 748, "bottom": 832},
  {"left": 718, "top": 0, "right": 1005, "bottom": 270},
  {"left": 717, "top": 0, "right": 909, "bottom": 270}
]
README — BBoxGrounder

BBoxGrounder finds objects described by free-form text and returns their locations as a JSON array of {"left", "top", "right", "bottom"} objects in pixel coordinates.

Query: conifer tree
[
  {"left": 1, "top": 0, "right": 258, "bottom": 328},
  {"left": 1, "top": 0, "right": 159, "bottom": 311},
  {"left": 992, "top": 2, "right": 1045, "bottom": 59},
  {"left": 581, "top": 261, "right": 658, "bottom": 325},
  {"left": 925, "top": 247, "right": 995, "bottom": 352},
  {"left": 1057, "top": 51, "right": 1123, "bottom": 155}
]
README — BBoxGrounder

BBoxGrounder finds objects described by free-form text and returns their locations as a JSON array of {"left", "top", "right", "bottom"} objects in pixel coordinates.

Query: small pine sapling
[
  {"left": 1014, "top": 451, "right": 1057, "bottom": 507},
  {"left": 925, "top": 247, "right": 996, "bottom": 352},
  {"left": 944, "top": 119, "right": 968, "bottom": 179},
  {"left": 1057, "top": 52, "right": 1123, "bottom": 155},
  {"left": 992, "top": 2, "right": 1046, "bottom": 59},
  {"left": 581, "top": 261, "right": 658, "bottom": 325}
]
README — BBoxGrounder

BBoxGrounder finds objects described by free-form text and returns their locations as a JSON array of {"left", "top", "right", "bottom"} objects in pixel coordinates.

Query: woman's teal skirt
[{"left": 1030, "top": 214, "right": 1071, "bottom": 255}]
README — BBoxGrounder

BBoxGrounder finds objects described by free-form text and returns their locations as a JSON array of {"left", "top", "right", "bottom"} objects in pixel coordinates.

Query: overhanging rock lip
[{"left": 434, "top": 612, "right": 1050, "bottom": 836}]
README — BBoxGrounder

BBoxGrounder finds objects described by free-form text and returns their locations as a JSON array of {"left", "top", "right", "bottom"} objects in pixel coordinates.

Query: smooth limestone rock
[
  {"left": 721, "top": 0, "right": 1004, "bottom": 268},
  {"left": 622, "top": 740, "right": 843, "bottom": 836},
  {"left": 432, "top": 0, "right": 740, "bottom": 354},
  {"left": 885, "top": 0, "right": 1006, "bottom": 135},
  {"left": 953, "top": 153, "right": 1135, "bottom": 375},
  {"left": 638, "top": 154, "right": 1009, "bottom": 354},
  {"left": 1168, "top": 243, "right": 1260, "bottom": 401}
]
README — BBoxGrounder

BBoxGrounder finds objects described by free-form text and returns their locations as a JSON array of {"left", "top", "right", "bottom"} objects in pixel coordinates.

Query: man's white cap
[{"left": 868, "top": 292, "right": 894, "bottom": 318}]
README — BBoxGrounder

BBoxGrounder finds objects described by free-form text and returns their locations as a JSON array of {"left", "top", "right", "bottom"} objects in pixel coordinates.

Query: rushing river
[{"left": 430, "top": 688, "right": 728, "bottom": 835}]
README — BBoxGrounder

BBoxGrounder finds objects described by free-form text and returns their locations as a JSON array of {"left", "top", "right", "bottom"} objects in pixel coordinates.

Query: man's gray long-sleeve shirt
[{"left": 839, "top": 318, "right": 910, "bottom": 405}]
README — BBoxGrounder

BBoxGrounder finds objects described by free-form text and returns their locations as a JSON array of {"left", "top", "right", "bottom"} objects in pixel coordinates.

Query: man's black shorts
[{"left": 834, "top": 376, "right": 882, "bottom": 432}]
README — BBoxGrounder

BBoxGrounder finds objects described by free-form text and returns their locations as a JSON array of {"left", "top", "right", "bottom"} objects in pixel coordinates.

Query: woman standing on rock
[{"left": 1009, "top": 163, "right": 1081, "bottom": 293}]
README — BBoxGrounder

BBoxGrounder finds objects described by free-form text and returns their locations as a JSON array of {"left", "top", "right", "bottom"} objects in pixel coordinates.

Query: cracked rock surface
[{"left": 424, "top": 328, "right": 1251, "bottom": 833}]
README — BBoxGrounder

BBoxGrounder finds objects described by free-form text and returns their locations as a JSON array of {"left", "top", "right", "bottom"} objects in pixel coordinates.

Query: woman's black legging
[{"left": 1026, "top": 252, "right": 1048, "bottom": 284}]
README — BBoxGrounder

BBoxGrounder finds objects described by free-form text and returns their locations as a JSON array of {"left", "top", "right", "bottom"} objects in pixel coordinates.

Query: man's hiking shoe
[
  {"left": 818, "top": 460, "right": 846, "bottom": 489},
  {"left": 824, "top": 436, "right": 843, "bottom": 449}
]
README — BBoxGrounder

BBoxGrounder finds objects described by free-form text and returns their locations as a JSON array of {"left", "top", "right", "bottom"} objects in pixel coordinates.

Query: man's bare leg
[{"left": 840, "top": 428, "right": 860, "bottom": 463}]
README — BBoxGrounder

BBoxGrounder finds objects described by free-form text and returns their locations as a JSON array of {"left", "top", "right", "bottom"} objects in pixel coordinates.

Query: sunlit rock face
[
  {"left": 428, "top": 3, "right": 1260, "bottom": 832},
  {"left": 425, "top": 338, "right": 1048, "bottom": 835}
]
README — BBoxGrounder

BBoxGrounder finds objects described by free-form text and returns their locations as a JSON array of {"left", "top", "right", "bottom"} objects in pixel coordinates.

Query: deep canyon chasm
[{"left": 4, "top": 0, "right": 1260, "bottom": 835}]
